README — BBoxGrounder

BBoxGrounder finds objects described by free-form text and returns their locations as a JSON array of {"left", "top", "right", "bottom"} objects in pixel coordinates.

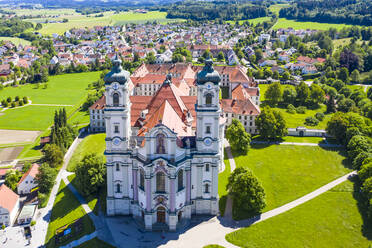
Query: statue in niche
[{"left": 156, "top": 133, "right": 166, "bottom": 154}]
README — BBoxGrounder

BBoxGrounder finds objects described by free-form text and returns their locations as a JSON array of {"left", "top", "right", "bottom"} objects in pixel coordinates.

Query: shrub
[
  {"left": 305, "top": 116, "right": 319, "bottom": 126},
  {"left": 296, "top": 106, "right": 307, "bottom": 114},
  {"left": 15, "top": 96, "right": 19, "bottom": 101},
  {"left": 19, "top": 100, "right": 23, "bottom": 106},
  {"left": 11, "top": 102, "right": 16, "bottom": 108},
  {"left": 359, "top": 162, "right": 372, "bottom": 182},
  {"left": 353, "top": 152, "right": 371, "bottom": 170},
  {"left": 315, "top": 112, "right": 325, "bottom": 121},
  {"left": 23, "top": 96, "right": 28, "bottom": 104},
  {"left": 227, "top": 167, "right": 266, "bottom": 219},
  {"left": 31, "top": 220, "right": 36, "bottom": 226},
  {"left": 6, "top": 97, "right": 11, "bottom": 103},
  {"left": 286, "top": 104, "right": 296, "bottom": 114}
]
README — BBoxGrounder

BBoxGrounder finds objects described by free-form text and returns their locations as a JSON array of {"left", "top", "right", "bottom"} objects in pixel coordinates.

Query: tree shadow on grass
[
  {"left": 319, "top": 146, "right": 353, "bottom": 170},
  {"left": 44, "top": 183, "right": 95, "bottom": 248},
  {"left": 351, "top": 176, "right": 372, "bottom": 241}
]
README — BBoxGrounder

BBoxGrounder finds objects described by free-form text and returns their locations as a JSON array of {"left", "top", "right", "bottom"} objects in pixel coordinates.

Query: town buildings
[{"left": 89, "top": 62, "right": 261, "bottom": 135}]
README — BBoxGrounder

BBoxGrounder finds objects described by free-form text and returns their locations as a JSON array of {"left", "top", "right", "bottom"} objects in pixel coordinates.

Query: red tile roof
[
  {"left": 221, "top": 98, "right": 260, "bottom": 115},
  {"left": 89, "top": 95, "right": 106, "bottom": 110},
  {"left": 18, "top": 163, "right": 39, "bottom": 186},
  {"left": 0, "top": 184, "right": 19, "bottom": 213}
]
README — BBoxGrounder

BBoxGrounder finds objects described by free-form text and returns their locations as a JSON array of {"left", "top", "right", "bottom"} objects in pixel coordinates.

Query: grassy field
[
  {"left": 68, "top": 174, "right": 99, "bottom": 215},
  {"left": 226, "top": 180, "right": 371, "bottom": 247},
  {"left": 273, "top": 105, "right": 333, "bottom": 129},
  {"left": 219, "top": 150, "right": 231, "bottom": 216},
  {"left": 24, "top": 10, "right": 183, "bottom": 35},
  {"left": 269, "top": 4, "right": 290, "bottom": 15},
  {"left": 45, "top": 181, "right": 95, "bottom": 248},
  {"left": 67, "top": 133, "right": 106, "bottom": 172},
  {"left": 232, "top": 144, "right": 351, "bottom": 214},
  {"left": 76, "top": 238, "right": 115, "bottom": 248},
  {"left": 258, "top": 84, "right": 333, "bottom": 129},
  {"left": 0, "top": 37, "right": 31, "bottom": 46},
  {"left": 0, "top": 71, "right": 100, "bottom": 130},
  {"left": 273, "top": 18, "right": 357, "bottom": 30}
]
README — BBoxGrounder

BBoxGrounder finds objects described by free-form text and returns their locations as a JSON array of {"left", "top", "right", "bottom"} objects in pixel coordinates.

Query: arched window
[
  {"left": 116, "top": 183, "right": 121, "bottom": 193},
  {"left": 178, "top": 170, "right": 184, "bottom": 191},
  {"left": 204, "top": 184, "right": 210, "bottom": 193},
  {"left": 205, "top": 93, "right": 212, "bottom": 105},
  {"left": 139, "top": 169, "right": 145, "bottom": 190},
  {"left": 156, "top": 133, "right": 166, "bottom": 154},
  {"left": 113, "top": 93, "right": 119, "bottom": 106},
  {"left": 156, "top": 172, "right": 166, "bottom": 192}
]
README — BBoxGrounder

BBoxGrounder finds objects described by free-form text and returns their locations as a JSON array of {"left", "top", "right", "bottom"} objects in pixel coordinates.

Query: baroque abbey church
[{"left": 103, "top": 56, "right": 226, "bottom": 230}]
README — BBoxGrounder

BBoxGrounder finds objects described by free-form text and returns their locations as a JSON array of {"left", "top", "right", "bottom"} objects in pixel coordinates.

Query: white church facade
[{"left": 104, "top": 56, "right": 225, "bottom": 231}]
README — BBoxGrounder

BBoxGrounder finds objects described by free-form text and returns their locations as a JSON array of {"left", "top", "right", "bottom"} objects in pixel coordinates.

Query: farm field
[
  {"left": 273, "top": 18, "right": 357, "bottom": 30},
  {"left": 226, "top": 180, "right": 371, "bottom": 248},
  {"left": 0, "top": 71, "right": 100, "bottom": 130},
  {"left": 45, "top": 181, "right": 95, "bottom": 248},
  {"left": 0, "top": 37, "right": 31, "bottom": 46},
  {"left": 67, "top": 133, "right": 106, "bottom": 172},
  {"left": 0, "top": 105, "right": 73, "bottom": 131},
  {"left": 24, "top": 10, "right": 183, "bottom": 35},
  {"left": 232, "top": 144, "right": 351, "bottom": 215},
  {"left": 0, "top": 129, "right": 40, "bottom": 144}
]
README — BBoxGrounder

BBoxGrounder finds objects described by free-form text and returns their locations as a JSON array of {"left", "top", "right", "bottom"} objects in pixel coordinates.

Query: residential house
[
  {"left": 0, "top": 184, "right": 20, "bottom": 226},
  {"left": 17, "top": 163, "right": 39, "bottom": 195}
]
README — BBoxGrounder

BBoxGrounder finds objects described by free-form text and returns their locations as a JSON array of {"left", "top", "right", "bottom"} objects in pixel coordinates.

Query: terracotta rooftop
[
  {"left": 221, "top": 98, "right": 260, "bottom": 115},
  {"left": 89, "top": 95, "right": 106, "bottom": 110},
  {"left": 0, "top": 184, "right": 19, "bottom": 213}
]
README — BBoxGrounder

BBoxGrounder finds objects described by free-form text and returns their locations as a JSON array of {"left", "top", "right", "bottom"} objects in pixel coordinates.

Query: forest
[
  {"left": 163, "top": 1, "right": 269, "bottom": 21},
  {"left": 0, "top": 18, "right": 34, "bottom": 37},
  {"left": 279, "top": 0, "right": 372, "bottom": 26}
]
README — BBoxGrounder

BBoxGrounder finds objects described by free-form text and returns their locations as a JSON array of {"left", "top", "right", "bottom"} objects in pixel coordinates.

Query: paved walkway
[
  {"left": 160, "top": 170, "right": 356, "bottom": 248},
  {"left": 251, "top": 140, "right": 342, "bottom": 148},
  {"left": 62, "top": 175, "right": 116, "bottom": 247},
  {"left": 27, "top": 131, "right": 85, "bottom": 247}
]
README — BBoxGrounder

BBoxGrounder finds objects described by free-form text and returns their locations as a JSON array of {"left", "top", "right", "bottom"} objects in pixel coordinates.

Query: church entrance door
[{"left": 157, "top": 207, "right": 166, "bottom": 223}]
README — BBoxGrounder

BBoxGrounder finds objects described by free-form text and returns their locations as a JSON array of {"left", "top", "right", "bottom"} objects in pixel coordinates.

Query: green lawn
[
  {"left": 258, "top": 84, "right": 333, "bottom": 129},
  {"left": 45, "top": 181, "right": 95, "bottom": 248},
  {"left": 0, "top": 71, "right": 99, "bottom": 105},
  {"left": 68, "top": 110, "right": 90, "bottom": 126},
  {"left": 76, "top": 238, "right": 115, "bottom": 248},
  {"left": 273, "top": 18, "right": 358, "bottom": 30},
  {"left": 219, "top": 150, "right": 231, "bottom": 216},
  {"left": 68, "top": 174, "right": 99, "bottom": 216},
  {"left": 0, "top": 105, "right": 73, "bottom": 130},
  {"left": 232, "top": 144, "right": 351, "bottom": 214},
  {"left": 274, "top": 105, "right": 333, "bottom": 129},
  {"left": 0, "top": 71, "right": 99, "bottom": 130},
  {"left": 0, "top": 37, "right": 31, "bottom": 46},
  {"left": 67, "top": 133, "right": 106, "bottom": 172},
  {"left": 226, "top": 180, "right": 371, "bottom": 248}
]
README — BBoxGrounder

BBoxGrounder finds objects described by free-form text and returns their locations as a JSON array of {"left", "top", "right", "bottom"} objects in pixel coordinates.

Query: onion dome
[
  {"left": 104, "top": 54, "right": 130, "bottom": 85},
  {"left": 163, "top": 73, "right": 172, "bottom": 85},
  {"left": 197, "top": 58, "right": 221, "bottom": 85}
]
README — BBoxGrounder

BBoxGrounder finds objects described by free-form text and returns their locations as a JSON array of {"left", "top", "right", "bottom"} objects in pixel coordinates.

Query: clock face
[
  {"left": 204, "top": 137, "right": 212, "bottom": 146},
  {"left": 113, "top": 138, "right": 121, "bottom": 146},
  {"left": 113, "top": 83, "right": 119, "bottom": 90},
  {"left": 207, "top": 84, "right": 212, "bottom": 89}
]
